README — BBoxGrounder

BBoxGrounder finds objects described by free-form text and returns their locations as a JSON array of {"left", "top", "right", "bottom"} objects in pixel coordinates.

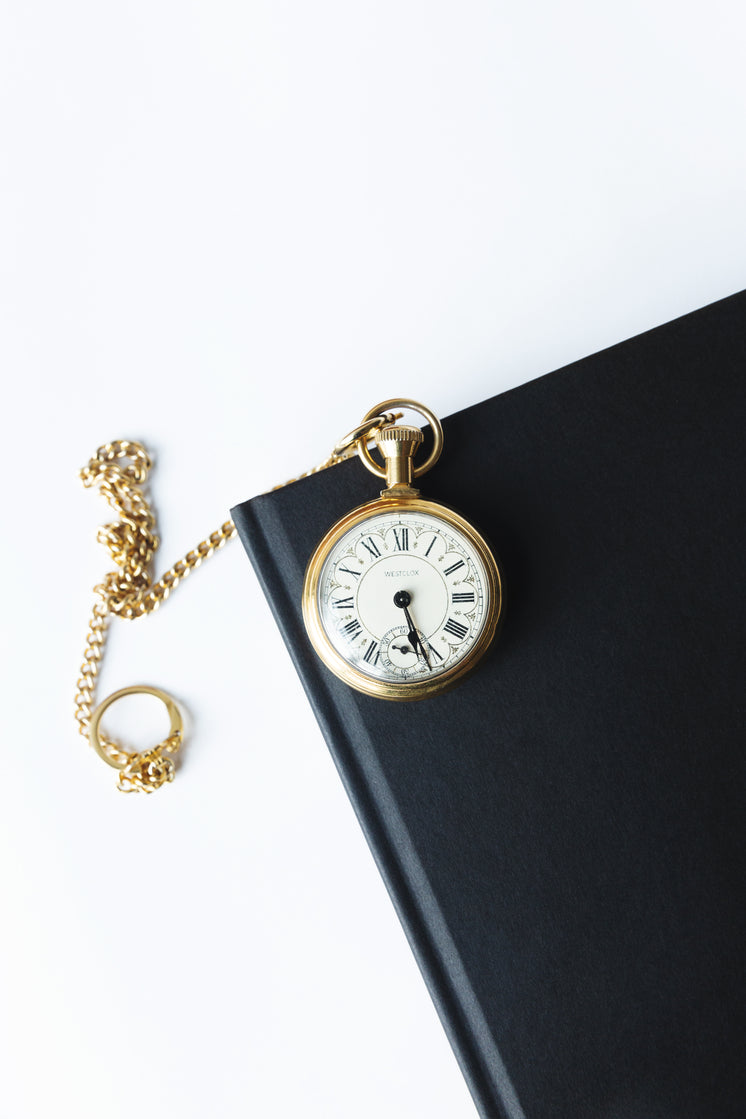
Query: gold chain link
[
  {"left": 76, "top": 415, "right": 398, "bottom": 792},
  {"left": 74, "top": 440, "right": 238, "bottom": 790}
]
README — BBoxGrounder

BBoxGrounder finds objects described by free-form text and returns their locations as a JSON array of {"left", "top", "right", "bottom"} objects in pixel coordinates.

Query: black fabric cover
[{"left": 231, "top": 290, "right": 746, "bottom": 1119}]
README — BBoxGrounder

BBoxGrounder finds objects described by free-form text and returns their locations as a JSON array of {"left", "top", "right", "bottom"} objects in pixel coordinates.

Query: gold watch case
[{"left": 302, "top": 492, "right": 503, "bottom": 701}]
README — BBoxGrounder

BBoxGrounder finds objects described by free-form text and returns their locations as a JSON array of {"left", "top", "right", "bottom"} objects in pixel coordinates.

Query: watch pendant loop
[
  {"left": 332, "top": 412, "right": 400, "bottom": 459},
  {"left": 356, "top": 399, "right": 443, "bottom": 480}
]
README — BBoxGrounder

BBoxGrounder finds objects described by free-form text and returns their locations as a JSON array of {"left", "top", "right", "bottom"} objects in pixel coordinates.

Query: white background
[{"left": 2, "top": 3, "right": 745, "bottom": 1117}]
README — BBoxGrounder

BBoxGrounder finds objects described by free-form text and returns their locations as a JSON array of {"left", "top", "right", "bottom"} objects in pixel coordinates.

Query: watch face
[{"left": 303, "top": 498, "right": 502, "bottom": 699}]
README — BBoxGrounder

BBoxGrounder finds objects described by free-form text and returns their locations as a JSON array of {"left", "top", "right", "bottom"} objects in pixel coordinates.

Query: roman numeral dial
[
  {"left": 443, "top": 617, "right": 469, "bottom": 641},
  {"left": 444, "top": 559, "right": 465, "bottom": 577},
  {"left": 452, "top": 591, "right": 475, "bottom": 604},
  {"left": 306, "top": 498, "right": 501, "bottom": 700}
]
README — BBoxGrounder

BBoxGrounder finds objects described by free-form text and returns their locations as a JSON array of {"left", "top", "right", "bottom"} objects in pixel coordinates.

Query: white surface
[{"left": 2, "top": 3, "right": 745, "bottom": 1116}]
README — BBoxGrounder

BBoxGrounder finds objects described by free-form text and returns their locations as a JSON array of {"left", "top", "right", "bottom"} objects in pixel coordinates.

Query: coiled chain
[
  {"left": 75, "top": 441, "right": 236, "bottom": 791},
  {"left": 76, "top": 414, "right": 399, "bottom": 792}
]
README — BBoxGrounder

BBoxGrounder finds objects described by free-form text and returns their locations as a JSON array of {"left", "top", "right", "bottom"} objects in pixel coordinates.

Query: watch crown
[
  {"left": 376, "top": 424, "right": 424, "bottom": 446},
  {"left": 373, "top": 424, "right": 424, "bottom": 492}
]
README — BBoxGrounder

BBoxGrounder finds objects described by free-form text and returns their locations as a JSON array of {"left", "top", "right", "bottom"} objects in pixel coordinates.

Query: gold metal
[
  {"left": 331, "top": 412, "right": 401, "bottom": 459},
  {"left": 374, "top": 424, "right": 424, "bottom": 493},
  {"left": 76, "top": 407, "right": 413, "bottom": 790},
  {"left": 302, "top": 494, "right": 503, "bottom": 701},
  {"left": 89, "top": 686, "right": 183, "bottom": 794},
  {"left": 356, "top": 399, "right": 443, "bottom": 481},
  {"left": 76, "top": 439, "right": 236, "bottom": 792}
]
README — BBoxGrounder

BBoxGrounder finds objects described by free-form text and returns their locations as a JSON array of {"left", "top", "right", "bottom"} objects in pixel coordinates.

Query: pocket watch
[{"left": 302, "top": 399, "right": 504, "bottom": 700}]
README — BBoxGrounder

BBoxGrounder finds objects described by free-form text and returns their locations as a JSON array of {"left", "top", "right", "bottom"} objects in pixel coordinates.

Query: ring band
[{"left": 88, "top": 685, "right": 183, "bottom": 769}]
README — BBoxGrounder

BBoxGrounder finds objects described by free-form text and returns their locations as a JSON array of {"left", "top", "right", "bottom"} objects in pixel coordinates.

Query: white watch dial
[{"left": 316, "top": 509, "right": 491, "bottom": 684}]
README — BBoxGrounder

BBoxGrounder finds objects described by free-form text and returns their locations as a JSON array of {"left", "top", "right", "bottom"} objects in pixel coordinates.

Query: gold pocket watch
[{"left": 302, "top": 399, "right": 504, "bottom": 700}]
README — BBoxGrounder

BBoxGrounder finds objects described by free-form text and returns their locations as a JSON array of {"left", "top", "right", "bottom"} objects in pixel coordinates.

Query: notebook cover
[{"left": 231, "top": 290, "right": 746, "bottom": 1119}]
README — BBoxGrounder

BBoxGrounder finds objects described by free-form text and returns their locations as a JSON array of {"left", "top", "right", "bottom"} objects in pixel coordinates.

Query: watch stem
[{"left": 374, "top": 425, "right": 424, "bottom": 490}]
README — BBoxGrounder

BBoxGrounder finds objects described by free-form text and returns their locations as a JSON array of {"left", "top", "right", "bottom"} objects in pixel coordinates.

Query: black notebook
[{"left": 231, "top": 290, "right": 746, "bottom": 1119}]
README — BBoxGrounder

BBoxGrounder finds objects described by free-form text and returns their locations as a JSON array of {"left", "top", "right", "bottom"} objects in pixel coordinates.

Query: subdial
[{"left": 380, "top": 625, "right": 421, "bottom": 672}]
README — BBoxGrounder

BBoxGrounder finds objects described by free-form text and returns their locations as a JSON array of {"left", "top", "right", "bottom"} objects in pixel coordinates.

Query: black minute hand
[{"left": 393, "top": 591, "right": 431, "bottom": 670}]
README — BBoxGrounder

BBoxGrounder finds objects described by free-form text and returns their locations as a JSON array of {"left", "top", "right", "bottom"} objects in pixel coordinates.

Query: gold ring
[
  {"left": 89, "top": 685, "right": 183, "bottom": 769},
  {"left": 356, "top": 399, "right": 444, "bottom": 480}
]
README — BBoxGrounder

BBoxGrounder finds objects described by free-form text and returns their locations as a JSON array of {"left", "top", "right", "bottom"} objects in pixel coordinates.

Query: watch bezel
[{"left": 302, "top": 494, "right": 503, "bottom": 701}]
